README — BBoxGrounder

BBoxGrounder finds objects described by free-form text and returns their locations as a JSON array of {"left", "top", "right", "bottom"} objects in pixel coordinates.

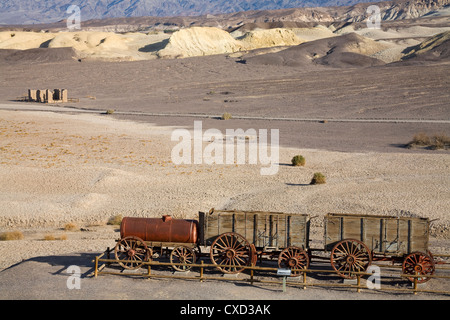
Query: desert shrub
[
  {"left": 43, "top": 234, "right": 67, "bottom": 241},
  {"left": 407, "top": 132, "right": 449, "bottom": 149},
  {"left": 107, "top": 214, "right": 123, "bottom": 225},
  {"left": 0, "top": 230, "right": 24, "bottom": 241},
  {"left": 221, "top": 112, "right": 232, "bottom": 120},
  {"left": 430, "top": 133, "right": 450, "bottom": 150},
  {"left": 310, "top": 172, "right": 326, "bottom": 185},
  {"left": 410, "top": 132, "right": 431, "bottom": 147},
  {"left": 64, "top": 223, "right": 78, "bottom": 231},
  {"left": 291, "top": 155, "right": 306, "bottom": 166},
  {"left": 105, "top": 109, "right": 115, "bottom": 114},
  {"left": 43, "top": 234, "right": 55, "bottom": 241}
]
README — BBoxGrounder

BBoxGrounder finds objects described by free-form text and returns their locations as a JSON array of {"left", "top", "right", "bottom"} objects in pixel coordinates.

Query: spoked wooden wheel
[
  {"left": 210, "top": 232, "right": 251, "bottom": 274},
  {"left": 402, "top": 251, "right": 435, "bottom": 283},
  {"left": 330, "top": 239, "right": 372, "bottom": 279},
  {"left": 278, "top": 246, "right": 309, "bottom": 276},
  {"left": 114, "top": 236, "right": 149, "bottom": 270},
  {"left": 170, "top": 245, "right": 196, "bottom": 272}
]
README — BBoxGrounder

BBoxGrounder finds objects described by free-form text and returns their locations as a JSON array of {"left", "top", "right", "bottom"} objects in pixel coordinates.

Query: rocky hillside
[
  {"left": 0, "top": 0, "right": 449, "bottom": 26},
  {"left": 339, "top": 0, "right": 450, "bottom": 22},
  {"left": 0, "top": 0, "right": 376, "bottom": 25},
  {"left": 402, "top": 30, "right": 450, "bottom": 61}
]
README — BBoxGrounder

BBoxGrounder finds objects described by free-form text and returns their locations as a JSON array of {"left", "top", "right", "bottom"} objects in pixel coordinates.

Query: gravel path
[{"left": 2, "top": 103, "right": 450, "bottom": 124}]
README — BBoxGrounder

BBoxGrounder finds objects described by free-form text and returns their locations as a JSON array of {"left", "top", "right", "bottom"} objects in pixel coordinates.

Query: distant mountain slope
[
  {"left": 338, "top": 0, "right": 450, "bottom": 22},
  {"left": 0, "top": 0, "right": 448, "bottom": 26},
  {"left": 0, "top": 0, "right": 395, "bottom": 25}
]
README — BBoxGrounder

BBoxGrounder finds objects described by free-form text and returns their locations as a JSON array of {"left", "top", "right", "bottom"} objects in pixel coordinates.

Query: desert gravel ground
[
  {"left": 0, "top": 109, "right": 448, "bottom": 301},
  {"left": 0, "top": 248, "right": 449, "bottom": 301}
]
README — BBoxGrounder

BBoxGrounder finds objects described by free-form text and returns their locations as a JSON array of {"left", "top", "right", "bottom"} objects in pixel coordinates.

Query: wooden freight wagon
[
  {"left": 198, "top": 209, "right": 310, "bottom": 274},
  {"left": 112, "top": 211, "right": 436, "bottom": 282},
  {"left": 324, "top": 213, "right": 435, "bottom": 282}
]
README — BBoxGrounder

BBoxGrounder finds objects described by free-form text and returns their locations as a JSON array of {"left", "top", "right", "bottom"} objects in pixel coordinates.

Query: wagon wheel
[
  {"left": 114, "top": 236, "right": 149, "bottom": 270},
  {"left": 402, "top": 251, "right": 435, "bottom": 283},
  {"left": 278, "top": 246, "right": 310, "bottom": 277},
  {"left": 330, "top": 239, "right": 372, "bottom": 279},
  {"left": 210, "top": 232, "right": 251, "bottom": 274},
  {"left": 250, "top": 244, "right": 258, "bottom": 267},
  {"left": 170, "top": 245, "right": 196, "bottom": 272}
]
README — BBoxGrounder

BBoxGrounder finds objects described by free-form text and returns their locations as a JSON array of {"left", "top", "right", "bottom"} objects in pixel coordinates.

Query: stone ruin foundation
[{"left": 28, "top": 89, "right": 68, "bottom": 103}]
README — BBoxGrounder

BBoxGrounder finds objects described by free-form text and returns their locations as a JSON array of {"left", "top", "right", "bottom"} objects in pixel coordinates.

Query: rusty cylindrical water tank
[{"left": 120, "top": 215, "right": 198, "bottom": 244}]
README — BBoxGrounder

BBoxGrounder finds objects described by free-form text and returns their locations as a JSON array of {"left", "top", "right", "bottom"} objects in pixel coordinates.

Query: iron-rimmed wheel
[
  {"left": 114, "top": 236, "right": 149, "bottom": 270},
  {"left": 210, "top": 232, "right": 251, "bottom": 274},
  {"left": 278, "top": 246, "right": 309, "bottom": 276},
  {"left": 170, "top": 245, "right": 196, "bottom": 272},
  {"left": 330, "top": 239, "right": 372, "bottom": 279},
  {"left": 402, "top": 251, "right": 435, "bottom": 283}
]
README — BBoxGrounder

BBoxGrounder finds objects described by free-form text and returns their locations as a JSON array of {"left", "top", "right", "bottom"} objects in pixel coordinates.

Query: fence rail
[{"left": 92, "top": 248, "right": 450, "bottom": 296}]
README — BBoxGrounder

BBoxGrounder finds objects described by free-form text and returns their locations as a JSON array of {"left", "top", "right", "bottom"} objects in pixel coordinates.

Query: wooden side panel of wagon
[
  {"left": 199, "top": 209, "right": 309, "bottom": 250},
  {"left": 324, "top": 213, "right": 429, "bottom": 255}
]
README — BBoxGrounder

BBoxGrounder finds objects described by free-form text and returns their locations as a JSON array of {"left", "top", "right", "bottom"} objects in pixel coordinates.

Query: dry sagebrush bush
[
  {"left": 0, "top": 230, "right": 24, "bottom": 241},
  {"left": 63, "top": 223, "right": 78, "bottom": 231},
  {"left": 408, "top": 132, "right": 449, "bottom": 150},
  {"left": 430, "top": 133, "right": 450, "bottom": 150},
  {"left": 107, "top": 214, "right": 123, "bottom": 225},
  {"left": 291, "top": 155, "right": 306, "bottom": 166},
  {"left": 43, "top": 234, "right": 67, "bottom": 241},
  {"left": 310, "top": 172, "right": 326, "bottom": 185},
  {"left": 410, "top": 132, "right": 431, "bottom": 146},
  {"left": 221, "top": 112, "right": 232, "bottom": 120}
]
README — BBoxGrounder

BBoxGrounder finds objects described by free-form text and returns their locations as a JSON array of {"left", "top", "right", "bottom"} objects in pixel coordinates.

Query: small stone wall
[{"left": 28, "top": 89, "right": 68, "bottom": 103}]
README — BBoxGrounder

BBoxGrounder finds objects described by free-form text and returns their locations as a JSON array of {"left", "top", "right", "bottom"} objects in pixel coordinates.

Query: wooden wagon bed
[
  {"left": 199, "top": 209, "right": 310, "bottom": 251},
  {"left": 324, "top": 213, "right": 429, "bottom": 255}
]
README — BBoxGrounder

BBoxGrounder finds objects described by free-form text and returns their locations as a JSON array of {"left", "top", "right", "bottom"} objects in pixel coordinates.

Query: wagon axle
[
  {"left": 346, "top": 255, "right": 357, "bottom": 265},
  {"left": 225, "top": 249, "right": 236, "bottom": 259},
  {"left": 288, "top": 258, "right": 298, "bottom": 267}
]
